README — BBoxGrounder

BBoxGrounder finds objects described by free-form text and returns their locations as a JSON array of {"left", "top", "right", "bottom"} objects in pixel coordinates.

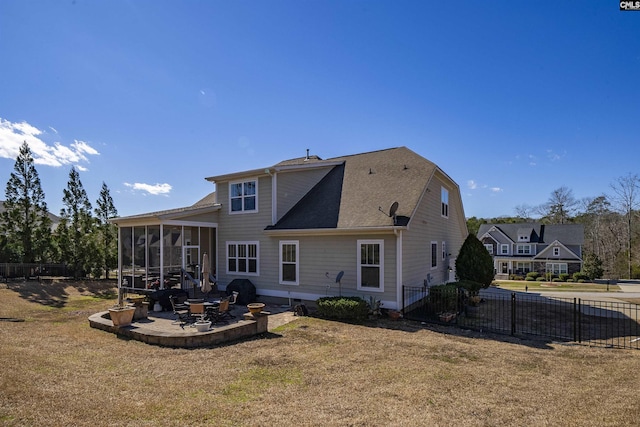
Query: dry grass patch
[{"left": 2, "top": 280, "right": 640, "bottom": 426}]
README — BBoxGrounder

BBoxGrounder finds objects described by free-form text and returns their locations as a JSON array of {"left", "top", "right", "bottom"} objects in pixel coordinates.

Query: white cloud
[
  {"left": 124, "top": 182, "right": 172, "bottom": 196},
  {"left": 546, "top": 149, "right": 564, "bottom": 162},
  {"left": 0, "top": 117, "right": 99, "bottom": 168},
  {"left": 490, "top": 187, "right": 503, "bottom": 193},
  {"left": 467, "top": 180, "right": 478, "bottom": 190}
]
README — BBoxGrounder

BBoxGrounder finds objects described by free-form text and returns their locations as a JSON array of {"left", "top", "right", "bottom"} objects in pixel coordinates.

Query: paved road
[{"left": 482, "top": 281, "right": 640, "bottom": 303}]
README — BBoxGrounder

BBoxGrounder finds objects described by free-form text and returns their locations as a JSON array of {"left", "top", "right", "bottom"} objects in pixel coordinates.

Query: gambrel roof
[{"left": 266, "top": 147, "right": 448, "bottom": 230}]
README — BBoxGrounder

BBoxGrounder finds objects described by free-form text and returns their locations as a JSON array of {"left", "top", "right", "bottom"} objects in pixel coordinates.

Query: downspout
[
  {"left": 394, "top": 228, "right": 403, "bottom": 311},
  {"left": 269, "top": 169, "right": 277, "bottom": 225}
]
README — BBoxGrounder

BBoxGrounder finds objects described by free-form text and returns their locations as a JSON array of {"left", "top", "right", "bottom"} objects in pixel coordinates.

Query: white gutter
[{"left": 263, "top": 226, "right": 408, "bottom": 237}]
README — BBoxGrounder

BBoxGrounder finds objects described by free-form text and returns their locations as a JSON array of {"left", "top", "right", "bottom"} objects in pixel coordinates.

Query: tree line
[
  {"left": 0, "top": 142, "right": 118, "bottom": 279},
  {"left": 466, "top": 176, "right": 640, "bottom": 280}
]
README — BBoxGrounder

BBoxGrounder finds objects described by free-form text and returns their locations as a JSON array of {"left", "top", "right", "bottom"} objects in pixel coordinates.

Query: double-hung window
[
  {"left": 227, "top": 242, "right": 258, "bottom": 275},
  {"left": 553, "top": 247, "right": 560, "bottom": 257},
  {"left": 517, "top": 244, "right": 531, "bottom": 255},
  {"left": 230, "top": 180, "right": 257, "bottom": 213},
  {"left": 358, "top": 240, "right": 384, "bottom": 291},
  {"left": 484, "top": 244, "right": 493, "bottom": 254},
  {"left": 500, "top": 244, "right": 509, "bottom": 255},
  {"left": 441, "top": 187, "right": 449, "bottom": 218},
  {"left": 279, "top": 241, "right": 299, "bottom": 285}
]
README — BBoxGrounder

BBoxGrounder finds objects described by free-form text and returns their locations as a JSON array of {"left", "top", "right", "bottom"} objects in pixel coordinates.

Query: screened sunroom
[{"left": 110, "top": 196, "right": 219, "bottom": 295}]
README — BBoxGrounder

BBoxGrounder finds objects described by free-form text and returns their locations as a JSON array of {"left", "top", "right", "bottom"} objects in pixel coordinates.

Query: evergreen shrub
[{"left": 316, "top": 296, "right": 369, "bottom": 320}]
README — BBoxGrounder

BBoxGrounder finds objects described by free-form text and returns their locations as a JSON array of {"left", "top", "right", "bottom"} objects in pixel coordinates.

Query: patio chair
[
  {"left": 204, "top": 305, "right": 220, "bottom": 324},
  {"left": 170, "top": 295, "right": 192, "bottom": 327},
  {"left": 228, "top": 291, "right": 239, "bottom": 309},
  {"left": 218, "top": 296, "right": 235, "bottom": 320},
  {"left": 189, "top": 302, "right": 206, "bottom": 323}
]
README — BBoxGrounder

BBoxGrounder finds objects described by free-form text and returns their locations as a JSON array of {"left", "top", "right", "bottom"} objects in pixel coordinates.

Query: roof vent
[{"left": 304, "top": 149, "right": 310, "bottom": 161}]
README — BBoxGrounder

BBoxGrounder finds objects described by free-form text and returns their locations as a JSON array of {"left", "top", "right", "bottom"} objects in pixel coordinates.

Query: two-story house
[
  {"left": 112, "top": 147, "right": 468, "bottom": 310},
  {"left": 477, "top": 223, "right": 584, "bottom": 279}
]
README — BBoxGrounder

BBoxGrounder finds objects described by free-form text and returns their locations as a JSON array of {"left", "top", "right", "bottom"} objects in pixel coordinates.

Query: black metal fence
[
  {"left": 0, "top": 263, "right": 74, "bottom": 280},
  {"left": 403, "top": 286, "right": 640, "bottom": 350}
]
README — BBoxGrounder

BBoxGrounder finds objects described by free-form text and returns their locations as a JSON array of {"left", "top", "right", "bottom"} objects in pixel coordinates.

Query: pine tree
[
  {"left": 0, "top": 141, "right": 52, "bottom": 264},
  {"left": 94, "top": 182, "right": 118, "bottom": 279},
  {"left": 455, "top": 233, "right": 494, "bottom": 292},
  {"left": 57, "top": 167, "right": 95, "bottom": 279}
]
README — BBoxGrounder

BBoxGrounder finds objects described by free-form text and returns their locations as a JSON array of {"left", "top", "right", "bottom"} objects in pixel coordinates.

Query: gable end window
[
  {"left": 229, "top": 180, "right": 257, "bottom": 213},
  {"left": 441, "top": 187, "right": 449, "bottom": 218},
  {"left": 227, "top": 242, "right": 258, "bottom": 275},
  {"left": 279, "top": 241, "right": 299, "bottom": 285},
  {"left": 358, "top": 240, "right": 384, "bottom": 292},
  {"left": 553, "top": 247, "right": 560, "bottom": 257}
]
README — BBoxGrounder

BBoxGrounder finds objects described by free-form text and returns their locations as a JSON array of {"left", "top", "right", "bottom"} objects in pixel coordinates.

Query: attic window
[{"left": 441, "top": 187, "right": 449, "bottom": 218}]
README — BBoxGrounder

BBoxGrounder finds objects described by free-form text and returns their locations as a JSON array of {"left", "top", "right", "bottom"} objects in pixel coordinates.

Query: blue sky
[{"left": 1, "top": 1, "right": 639, "bottom": 219}]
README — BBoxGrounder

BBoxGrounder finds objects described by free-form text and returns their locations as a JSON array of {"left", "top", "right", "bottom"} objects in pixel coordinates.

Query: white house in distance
[{"left": 111, "top": 147, "right": 468, "bottom": 310}]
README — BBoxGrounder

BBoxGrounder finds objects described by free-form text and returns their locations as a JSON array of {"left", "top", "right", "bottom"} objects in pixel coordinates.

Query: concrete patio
[{"left": 88, "top": 302, "right": 297, "bottom": 348}]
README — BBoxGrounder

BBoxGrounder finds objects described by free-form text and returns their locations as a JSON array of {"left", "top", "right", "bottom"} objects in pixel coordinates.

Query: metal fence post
[
  {"left": 511, "top": 292, "right": 516, "bottom": 336},
  {"left": 573, "top": 298, "right": 577, "bottom": 343},
  {"left": 578, "top": 298, "right": 582, "bottom": 343}
]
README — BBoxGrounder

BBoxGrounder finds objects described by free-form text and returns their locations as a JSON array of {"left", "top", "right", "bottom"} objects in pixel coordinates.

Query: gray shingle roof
[
  {"left": 268, "top": 147, "right": 436, "bottom": 230},
  {"left": 478, "top": 223, "right": 584, "bottom": 245}
]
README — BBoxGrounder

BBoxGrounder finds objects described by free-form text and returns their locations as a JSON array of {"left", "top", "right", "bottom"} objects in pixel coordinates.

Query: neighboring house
[
  {"left": 477, "top": 223, "right": 584, "bottom": 279},
  {"left": 112, "top": 147, "right": 467, "bottom": 310},
  {"left": 0, "top": 200, "right": 60, "bottom": 230}
]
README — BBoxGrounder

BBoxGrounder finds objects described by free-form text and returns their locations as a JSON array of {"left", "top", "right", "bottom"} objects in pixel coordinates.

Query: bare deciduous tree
[{"left": 610, "top": 173, "right": 640, "bottom": 279}]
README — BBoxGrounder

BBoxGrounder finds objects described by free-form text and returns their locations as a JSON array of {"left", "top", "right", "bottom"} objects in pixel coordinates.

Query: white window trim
[
  {"left": 431, "top": 241, "right": 438, "bottom": 269},
  {"left": 484, "top": 244, "right": 493, "bottom": 255},
  {"left": 228, "top": 178, "right": 258, "bottom": 214},
  {"left": 279, "top": 240, "right": 299, "bottom": 285},
  {"left": 226, "top": 241, "right": 259, "bottom": 276},
  {"left": 546, "top": 262, "right": 568, "bottom": 275},
  {"left": 553, "top": 247, "right": 560, "bottom": 257},
  {"left": 500, "top": 244, "right": 509, "bottom": 255},
  {"left": 517, "top": 244, "right": 531, "bottom": 255},
  {"left": 442, "top": 241, "right": 446, "bottom": 261},
  {"left": 357, "top": 239, "right": 384, "bottom": 292}
]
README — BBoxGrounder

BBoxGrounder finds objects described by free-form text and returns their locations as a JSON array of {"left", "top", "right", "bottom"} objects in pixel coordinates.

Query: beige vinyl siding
[
  {"left": 254, "top": 233, "right": 398, "bottom": 305},
  {"left": 275, "top": 167, "right": 333, "bottom": 222},
  {"left": 402, "top": 172, "right": 466, "bottom": 288},
  {"left": 216, "top": 175, "right": 274, "bottom": 286}
]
